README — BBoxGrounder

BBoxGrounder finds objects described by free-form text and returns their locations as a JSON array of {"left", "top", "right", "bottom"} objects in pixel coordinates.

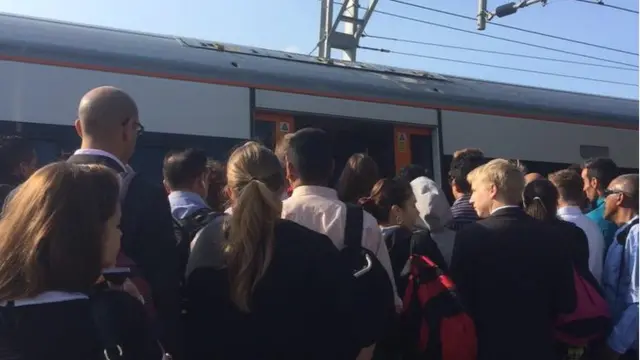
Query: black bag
[
  {"left": 173, "top": 208, "right": 221, "bottom": 277},
  {"left": 340, "top": 204, "right": 396, "bottom": 349}
]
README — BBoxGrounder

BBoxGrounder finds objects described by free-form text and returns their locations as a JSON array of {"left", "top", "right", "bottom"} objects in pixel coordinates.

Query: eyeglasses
[{"left": 603, "top": 189, "right": 626, "bottom": 198}]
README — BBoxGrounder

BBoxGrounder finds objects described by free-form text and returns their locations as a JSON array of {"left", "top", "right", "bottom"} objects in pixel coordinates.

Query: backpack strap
[
  {"left": 344, "top": 203, "right": 363, "bottom": 249},
  {"left": 91, "top": 297, "right": 124, "bottom": 360}
]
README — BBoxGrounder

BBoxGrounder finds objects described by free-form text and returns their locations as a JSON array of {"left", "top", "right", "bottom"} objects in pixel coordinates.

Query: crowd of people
[{"left": 0, "top": 85, "right": 636, "bottom": 360}]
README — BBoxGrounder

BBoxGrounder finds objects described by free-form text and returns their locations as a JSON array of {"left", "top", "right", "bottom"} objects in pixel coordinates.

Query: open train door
[
  {"left": 394, "top": 126, "right": 435, "bottom": 178},
  {"left": 253, "top": 112, "right": 295, "bottom": 150}
]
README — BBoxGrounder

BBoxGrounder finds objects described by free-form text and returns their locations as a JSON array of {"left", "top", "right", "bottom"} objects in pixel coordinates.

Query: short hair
[
  {"left": 397, "top": 164, "right": 429, "bottom": 183},
  {"left": 549, "top": 169, "right": 586, "bottom": 206},
  {"left": 0, "top": 135, "right": 35, "bottom": 177},
  {"left": 0, "top": 162, "right": 120, "bottom": 299},
  {"left": 287, "top": 128, "right": 333, "bottom": 184},
  {"left": 448, "top": 150, "right": 486, "bottom": 194},
  {"left": 583, "top": 158, "right": 618, "bottom": 191},
  {"left": 360, "top": 178, "right": 413, "bottom": 224},
  {"left": 453, "top": 148, "right": 484, "bottom": 159},
  {"left": 205, "top": 159, "right": 227, "bottom": 212},
  {"left": 467, "top": 158, "right": 525, "bottom": 206},
  {"left": 336, "top": 153, "right": 380, "bottom": 204},
  {"left": 163, "top": 148, "right": 209, "bottom": 190}
]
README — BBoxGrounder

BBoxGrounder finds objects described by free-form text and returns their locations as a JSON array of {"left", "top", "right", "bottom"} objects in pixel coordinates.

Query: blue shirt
[
  {"left": 602, "top": 215, "right": 639, "bottom": 354},
  {"left": 587, "top": 197, "right": 619, "bottom": 249},
  {"left": 168, "top": 190, "right": 209, "bottom": 220},
  {"left": 449, "top": 194, "right": 478, "bottom": 231}
]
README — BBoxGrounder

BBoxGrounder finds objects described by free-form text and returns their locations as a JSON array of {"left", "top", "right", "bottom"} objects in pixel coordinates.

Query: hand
[{"left": 108, "top": 278, "right": 145, "bottom": 304}]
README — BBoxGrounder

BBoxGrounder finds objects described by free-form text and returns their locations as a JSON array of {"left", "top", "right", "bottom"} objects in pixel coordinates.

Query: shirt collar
[
  {"left": 290, "top": 185, "right": 339, "bottom": 200},
  {"left": 73, "top": 149, "right": 127, "bottom": 172},
  {"left": 490, "top": 205, "right": 520, "bottom": 215},
  {"left": 615, "top": 215, "right": 640, "bottom": 236},
  {"left": 557, "top": 205, "right": 583, "bottom": 216}
]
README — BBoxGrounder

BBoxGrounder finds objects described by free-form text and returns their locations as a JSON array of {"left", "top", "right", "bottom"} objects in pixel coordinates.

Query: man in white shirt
[{"left": 549, "top": 169, "right": 605, "bottom": 282}]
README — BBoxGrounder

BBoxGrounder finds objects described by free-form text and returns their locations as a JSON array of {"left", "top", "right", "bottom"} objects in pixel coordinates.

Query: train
[{"left": 0, "top": 11, "right": 637, "bottom": 186}]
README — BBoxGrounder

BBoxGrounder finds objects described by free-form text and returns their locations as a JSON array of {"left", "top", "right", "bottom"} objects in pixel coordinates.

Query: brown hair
[
  {"left": 548, "top": 169, "right": 586, "bottom": 206},
  {"left": 336, "top": 153, "right": 380, "bottom": 204},
  {"left": 0, "top": 162, "right": 120, "bottom": 300},
  {"left": 359, "top": 178, "right": 413, "bottom": 224},
  {"left": 225, "top": 141, "right": 284, "bottom": 312},
  {"left": 453, "top": 148, "right": 484, "bottom": 159},
  {"left": 205, "top": 159, "right": 228, "bottom": 212}
]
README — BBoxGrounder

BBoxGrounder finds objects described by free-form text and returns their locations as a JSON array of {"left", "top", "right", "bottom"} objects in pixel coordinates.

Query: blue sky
[{"left": 1, "top": 0, "right": 637, "bottom": 99}]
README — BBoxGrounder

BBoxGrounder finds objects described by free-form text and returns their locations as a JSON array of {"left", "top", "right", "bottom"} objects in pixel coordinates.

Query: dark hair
[
  {"left": 0, "top": 162, "right": 120, "bottom": 299},
  {"left": 448, "top": 151, "right": 486, "bottom": 194},
  {"left": 336, "top": 153, "right": 380, "bottom": 203},
  {"left": 287, "top": 128, "right": 333, "bottom": 184},
  {"left": 0, "top": 135, "right": 35, "bottom": 181},
  {"left": 163, "top": 148, "right": 209, "bottom": 190},
  {"left": 523, "top": 179, "right": 559, "bottom": 222},
  {"left": 583, "top": 158, "right": 618, "bottom": 191},
  {"left": 205, "top": 159, "right": 227, "bottom": 212},
  {"left": 359, "top": 178, "right": 413, "bottom": 224},
  {"left": 566, "top": 164, "right": 582, "bottom": 175},
  {"left": 548, "top": 169, "right": 586, "bottom": 206},
  {"left": 397, "top": 164, "right": 428, "bottom": 183}
]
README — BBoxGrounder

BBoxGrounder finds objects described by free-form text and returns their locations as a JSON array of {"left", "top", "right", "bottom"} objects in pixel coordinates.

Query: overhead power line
[
  {"left": 359, "top": 45, "right": 638, "bottom": 87},
  {"left": 390, "top": 0, "right": 638, "bottom": 56},
  {"left": 369, "top": 8, "right": 638, "bottom": 68},
  {"left": 363, "top": 34, "right": 637, "bottom": 71},
  {"left": 575, "top": 0, "right": 639, "bottom": 14}
]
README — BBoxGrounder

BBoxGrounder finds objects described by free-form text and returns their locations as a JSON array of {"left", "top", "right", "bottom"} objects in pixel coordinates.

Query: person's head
[
  {"left": 524, "top": 173, "right": 544, "bottom": 184},
  {"left": 336, "top": 153, "right": 380, "bottom": 203},
  {"left": 581, "top": 158, "right": 618, "bottom": 202},
  {"left": 467, "top": 159, "right": 525, "bottom": 218},
  {"left": 453, "top": 148, "right": 484, "bottom": 159},
  {"left": 285, "top": 128, "right": 334, "bottom": 188},
  {"left": 523, "top": 179, "right": 559, "bottom": 221},
  {"left": 0, "top": 162, "right": 121, "bottom": 300},
  {"left": 510, "top": 159, "right": 528, "bottom": 174},
  {"left": 603, "top": 174, "right": 639, "bottom": 226},
  {"left": 163, "top": 148, "right": 210, "bottom": 199},
  {"left": 359, "top": 178, "right": 418, "bottom": 228},
  {"left": 397, "top": 164, "right": 429, "bottom": 183},
  {"left": 448, "top": 150, "right": 486, "bottom": 199},
  {"left": 0, "top": 135, "right": 37, "bottom": 184},
  {"left": 225, "top": 141, "right": 284, "bottom": 312},
  {"left": 548, "top": 169, "right": 587, "bottom": 208},
  {"left": 75, "top": 86, "right": 141, "bottom": 164},
  {"left": 205, "top": 159, "right": 227, "bottom": 212}
]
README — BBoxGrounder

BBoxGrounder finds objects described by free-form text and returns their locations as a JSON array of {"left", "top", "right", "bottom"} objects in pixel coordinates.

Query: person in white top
[{"left": 549, "top": 169, "right": 605, "bottom": 282}]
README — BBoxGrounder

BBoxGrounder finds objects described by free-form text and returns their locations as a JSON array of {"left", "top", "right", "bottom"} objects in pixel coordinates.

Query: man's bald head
[
  {"left": 77, "top": 86, "right": 138, "bottom": 138},
  {"left": 609, "top": 174, "right": 639, "bottom": 208},
  {"left": 525, "top": 173, "right": 544, "bottom": 184}
]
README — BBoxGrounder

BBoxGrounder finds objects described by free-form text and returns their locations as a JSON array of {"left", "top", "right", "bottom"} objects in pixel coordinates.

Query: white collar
[
  {"left": 0, "top": 291, "right": 88, "bottom": 307},
  {"left": 557, "top": 206, "right": 583, "bottom": 216},
  {"left": 74, "top": 149, "right": 127, "bottom": 172}
]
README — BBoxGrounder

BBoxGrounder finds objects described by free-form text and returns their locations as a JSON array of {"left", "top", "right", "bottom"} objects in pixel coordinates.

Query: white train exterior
[{"left": 0, "top": 12, "right": 637, "bottom": 184}]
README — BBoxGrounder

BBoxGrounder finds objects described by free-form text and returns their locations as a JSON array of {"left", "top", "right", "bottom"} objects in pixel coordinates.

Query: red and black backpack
[{"left": 399, "top": 254, "right": 477, "bottom": 360}]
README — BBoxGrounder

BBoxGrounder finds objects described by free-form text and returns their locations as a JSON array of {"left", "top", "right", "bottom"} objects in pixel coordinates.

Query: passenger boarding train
[{"left": 0, "top": 12, "right": 637, "bottom": 186}]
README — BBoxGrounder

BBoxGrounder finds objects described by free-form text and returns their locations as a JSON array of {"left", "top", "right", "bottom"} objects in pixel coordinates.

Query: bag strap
[
  {"left": 91, "top": 297, "right": 125, "bottom": 360},
  {"left": 344, "top": 203, "right": 363, "bottom": 249}
]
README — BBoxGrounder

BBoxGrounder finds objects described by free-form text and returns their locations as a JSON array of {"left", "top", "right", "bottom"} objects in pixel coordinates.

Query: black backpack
[
  {"left": 340, "top": 204, "right": 396, "bottom": 350},
  {"left": 173, "top": 208, "right": 221, "bottom": 278}
]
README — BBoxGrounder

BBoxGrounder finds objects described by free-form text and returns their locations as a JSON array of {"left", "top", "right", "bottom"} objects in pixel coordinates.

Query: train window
[
  {"left": 580, "top": 145, "right": 609, "bottom": 159},
  {"left": 409, "top": 134, "right": 434, "bottom": 179}
]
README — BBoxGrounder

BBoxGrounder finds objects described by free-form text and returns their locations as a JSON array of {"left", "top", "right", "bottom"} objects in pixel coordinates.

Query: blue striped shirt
[{"left": 449, "top": 194, "right": 478, "bottom": 231}]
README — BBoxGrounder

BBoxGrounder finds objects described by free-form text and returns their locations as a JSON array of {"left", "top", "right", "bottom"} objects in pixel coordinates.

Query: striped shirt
[{"left": 448, "top": 194, "right": 478, "bottom": 231}]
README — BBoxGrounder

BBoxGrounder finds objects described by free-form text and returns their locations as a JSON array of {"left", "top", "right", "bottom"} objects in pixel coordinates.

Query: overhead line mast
[
  {"left": 318, "top": 0, "right": 379, "bottom": 61},
  {"left": 478, "top": 0, "right": 548, "bottom": 30}
]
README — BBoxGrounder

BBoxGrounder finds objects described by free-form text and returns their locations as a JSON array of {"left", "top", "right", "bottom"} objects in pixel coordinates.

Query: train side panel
[
  {"left": 441, "top": 111, "right": 638, "bottom": 169},
  {"left": 0, "top": 60, "right": 250, "bottom": 139}
]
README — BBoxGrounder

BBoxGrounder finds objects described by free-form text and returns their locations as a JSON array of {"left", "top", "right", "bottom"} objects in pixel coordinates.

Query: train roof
[{"left": 0, "top": 11, "right": 637, "bottom": 129}]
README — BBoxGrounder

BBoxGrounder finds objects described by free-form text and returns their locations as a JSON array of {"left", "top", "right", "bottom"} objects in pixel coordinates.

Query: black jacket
[{"left": 450, "top": 207, "right": 576, "bottom": 360}]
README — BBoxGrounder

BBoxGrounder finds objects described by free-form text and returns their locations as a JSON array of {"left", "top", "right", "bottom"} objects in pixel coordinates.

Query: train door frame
[
  {"left": 253, "top": 111, "right": 295, "bottom": 149},
  {"left": 393, "top": 125, "right": 442, "bottom": 186}
]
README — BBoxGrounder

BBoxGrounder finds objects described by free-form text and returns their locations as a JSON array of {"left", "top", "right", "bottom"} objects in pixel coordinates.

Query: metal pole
[
  {"left": 477, "top": 0, "right": 487, "bottom": 30},
  {"left": 319, "top": 0, "right": 333, "bottom": 58},
  {"left": 343, "top": 0, "right": 359, "bottom": 61}
]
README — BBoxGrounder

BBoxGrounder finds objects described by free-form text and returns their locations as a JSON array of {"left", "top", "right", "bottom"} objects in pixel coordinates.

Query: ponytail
[
  {"left": 523, "top": 179, "right": 558, "bottom": 222},
  {"left": 226, "top": 178, "right": 282, "bottom": 312}
]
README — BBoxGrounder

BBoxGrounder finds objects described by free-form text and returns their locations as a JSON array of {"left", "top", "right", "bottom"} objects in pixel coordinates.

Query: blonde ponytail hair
[{"left": 225, "top": 141, "right": 284, "bottom": 312}]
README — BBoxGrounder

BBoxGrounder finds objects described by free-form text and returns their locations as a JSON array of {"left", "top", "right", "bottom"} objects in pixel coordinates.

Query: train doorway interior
[{"left": 254, "top": 111, "right": 436, "bottom": 187}]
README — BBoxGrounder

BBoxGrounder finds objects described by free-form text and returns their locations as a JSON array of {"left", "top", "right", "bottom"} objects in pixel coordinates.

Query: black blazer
[
  {"left": 67, "top": 154, "right": 182, "bottom": 356},
  {"left": 450, "top": 207, "right": 575, "bottom": 360}
]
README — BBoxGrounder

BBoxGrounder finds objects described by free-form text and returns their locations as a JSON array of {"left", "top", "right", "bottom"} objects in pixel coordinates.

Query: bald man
[
  {"left": 601, "top": 173, "right": 639, "bottom": 360},
  {"left": 525, "top": 172, "right": 544, "bottom": 184},
  {"left": 67, "top": 86, "right": 182, "bottom": 357}
]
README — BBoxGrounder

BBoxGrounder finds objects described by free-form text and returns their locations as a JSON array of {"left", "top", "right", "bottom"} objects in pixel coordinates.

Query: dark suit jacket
[
  {"left": 67, "top": 154, "right": 181, "bottom": 357},
  {"left": 450, "top": 207, "right": 575, "bottom": 360}
]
